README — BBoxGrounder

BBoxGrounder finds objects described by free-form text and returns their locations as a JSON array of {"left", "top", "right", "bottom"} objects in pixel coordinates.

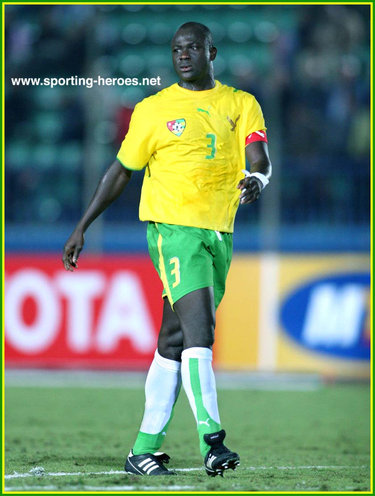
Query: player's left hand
[{"left": 237, "top": 175, "right": 262, "bottom": 204}]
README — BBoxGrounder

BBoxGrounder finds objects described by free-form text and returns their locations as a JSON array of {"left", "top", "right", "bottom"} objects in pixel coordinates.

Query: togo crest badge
[{"left": 167, "top": 119, "right": 186, "bottom": 136}]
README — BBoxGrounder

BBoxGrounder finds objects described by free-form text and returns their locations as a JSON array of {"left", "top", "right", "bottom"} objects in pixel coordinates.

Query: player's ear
[{"left": 209, "top": 46, "right": 217, "bottom": 61}]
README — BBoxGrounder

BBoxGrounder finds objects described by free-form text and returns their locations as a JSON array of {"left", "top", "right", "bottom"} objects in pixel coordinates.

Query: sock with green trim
[
  {"left": 181, "top": 347, "right": 221, "bottom": 457},
  {"left": 132, "top": 349, "right": 181, "bottom": 455}
]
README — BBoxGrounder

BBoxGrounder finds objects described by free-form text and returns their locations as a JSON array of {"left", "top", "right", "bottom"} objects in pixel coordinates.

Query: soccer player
[{"left": 63, "top": 22, "right": 272, "bottom": 477}]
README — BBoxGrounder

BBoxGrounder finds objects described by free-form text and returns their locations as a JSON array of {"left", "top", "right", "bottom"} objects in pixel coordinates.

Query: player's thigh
[
  {"left": 158, "top": 297, "right": 184, "bottom": 361},
  {"left": 174, "top": 287, "right": 216, "bottom": 349}
]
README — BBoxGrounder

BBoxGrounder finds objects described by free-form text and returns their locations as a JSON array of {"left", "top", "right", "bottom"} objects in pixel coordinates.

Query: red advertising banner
[{"left": 4, "top": 255, "right": 163, "bottom": 369}]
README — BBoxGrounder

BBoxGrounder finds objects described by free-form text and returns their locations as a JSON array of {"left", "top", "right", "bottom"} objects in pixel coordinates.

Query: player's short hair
[{"left": 174, "top": 22, "right": 213, "bottom": 48}]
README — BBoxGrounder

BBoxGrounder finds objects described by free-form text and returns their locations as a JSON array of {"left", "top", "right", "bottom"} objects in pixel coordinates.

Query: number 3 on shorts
[
  {"left": 205, "top": 133, "right": 216, "bottom": 159},
  {"left": 169, "top": 257, "right": 180, "bottom": 288}
]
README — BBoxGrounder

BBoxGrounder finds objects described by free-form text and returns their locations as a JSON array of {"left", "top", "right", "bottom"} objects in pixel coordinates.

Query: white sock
[
  {"left": 133, "top": 349, "right": 181, "bottom": 454},
  {"left": 181, "top": 347, "right": 221, "bottom": 456}
]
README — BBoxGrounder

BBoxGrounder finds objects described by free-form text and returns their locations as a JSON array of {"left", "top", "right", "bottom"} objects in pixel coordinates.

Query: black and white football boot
[
  {"left": 204, "top": 429, "right": 240, "bottom": 477},
  {"left": 125, "top": 450, "right": 176, "bottom": 476}
]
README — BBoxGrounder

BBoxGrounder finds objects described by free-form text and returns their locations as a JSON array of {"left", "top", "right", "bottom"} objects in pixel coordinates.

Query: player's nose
[{"left": 179, "top": 48, "right": 190, "bottom": 59}]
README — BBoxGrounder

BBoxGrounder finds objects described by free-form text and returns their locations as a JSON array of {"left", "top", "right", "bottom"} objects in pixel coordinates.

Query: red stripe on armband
[{"left": 245, "top": 130, "right": 268, "bottom": 146}]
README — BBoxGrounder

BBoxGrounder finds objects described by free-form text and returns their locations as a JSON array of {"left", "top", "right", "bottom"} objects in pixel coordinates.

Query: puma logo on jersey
[
  {"left": 197, "top": 107, "right": 211, "bottom": 116},
  {"left": 227, "top": 114, "right": 240, "bottom": 131},
  {"left": 167, "top": 119, "right": 186, "bottom": 136},
  {"left": 199, "top": 418, "right": 210, "bottom": 427}
]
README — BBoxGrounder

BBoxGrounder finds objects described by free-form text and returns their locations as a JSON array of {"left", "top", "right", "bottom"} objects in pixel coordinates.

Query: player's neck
[{"left": 178, "top": 74, "right": 215, "bottom": 91}]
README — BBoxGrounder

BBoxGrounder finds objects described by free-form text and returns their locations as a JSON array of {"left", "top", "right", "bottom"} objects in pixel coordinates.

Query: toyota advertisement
[{"left": 4, "top": 253, "right": 370, "bottom": 376}]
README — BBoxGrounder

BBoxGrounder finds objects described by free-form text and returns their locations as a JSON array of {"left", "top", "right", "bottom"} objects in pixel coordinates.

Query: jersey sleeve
[
  {"left": 116, "top": 101, "right": 156, "bottom": 171},
  {"left": 242, "top": 94, "right": 267, "bottom": 138}
]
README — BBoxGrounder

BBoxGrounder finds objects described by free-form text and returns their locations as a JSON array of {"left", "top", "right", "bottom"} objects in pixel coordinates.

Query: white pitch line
[
  {"left": 4, "top": 484, "right": 370, "bottom": 493},
  {"left": 5, "top": 465, "right": 369, "bottom": 480},
  {"left": 4, "top": 485, "right": 196, "bottom": 492},
  {"left": 5, "top": 469, "right": 127, "bottom": 480}
]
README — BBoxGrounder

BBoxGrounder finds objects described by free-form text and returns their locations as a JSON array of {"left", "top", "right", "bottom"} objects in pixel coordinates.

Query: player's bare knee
[
  {"left": 158, "top": 343, "right": 183, "bottom": 361},
  {"left": 158, "top": 326, "right": 183, "bottom": 361},
  {"left": 184, "top": 325, "right": 215, "bottom": 349}
]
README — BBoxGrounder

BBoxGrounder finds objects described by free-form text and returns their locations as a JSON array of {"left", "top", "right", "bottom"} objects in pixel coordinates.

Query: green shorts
[{"left": 147, "top": 222, "right": 233, "bottom": 309}]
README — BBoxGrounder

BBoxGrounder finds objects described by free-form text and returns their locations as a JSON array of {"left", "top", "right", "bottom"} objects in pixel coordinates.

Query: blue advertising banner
[{"left": 280, "top": 273, "right": 370, "bottom": 361}]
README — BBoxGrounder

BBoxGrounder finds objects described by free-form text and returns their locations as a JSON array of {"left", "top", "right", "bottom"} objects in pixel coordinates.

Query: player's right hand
[{"left": 62, "top": 230, "right": 84, "bottom": 271}]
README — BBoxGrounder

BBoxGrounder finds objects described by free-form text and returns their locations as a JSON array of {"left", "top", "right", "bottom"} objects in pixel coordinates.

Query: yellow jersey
[{"left": 117, "top": 81, "right": 266, "bottom": 233}]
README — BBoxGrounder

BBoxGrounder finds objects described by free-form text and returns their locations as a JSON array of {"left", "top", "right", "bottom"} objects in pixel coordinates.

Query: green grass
[{"left": 4, "top": 382, "right": 371, "bottom": 493}]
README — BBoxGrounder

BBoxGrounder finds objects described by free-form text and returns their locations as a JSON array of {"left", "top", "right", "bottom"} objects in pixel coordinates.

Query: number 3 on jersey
[{"left": 205, "top": 133, "right": 216, "bottom": 159}]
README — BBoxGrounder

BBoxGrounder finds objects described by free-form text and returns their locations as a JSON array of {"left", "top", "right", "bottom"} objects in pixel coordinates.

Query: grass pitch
[{"left": 4, "top": 377, "right": 371, "bottom": 493}]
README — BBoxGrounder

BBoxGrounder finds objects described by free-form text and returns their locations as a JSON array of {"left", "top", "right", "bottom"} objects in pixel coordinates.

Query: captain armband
[{"left": 245, "top": 129, "right": 268, "bottom": 146}]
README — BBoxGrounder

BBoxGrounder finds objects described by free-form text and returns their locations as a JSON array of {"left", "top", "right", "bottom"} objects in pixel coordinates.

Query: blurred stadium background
[{"left": 4, "top": 4, "right": 371, "bottom": 378}]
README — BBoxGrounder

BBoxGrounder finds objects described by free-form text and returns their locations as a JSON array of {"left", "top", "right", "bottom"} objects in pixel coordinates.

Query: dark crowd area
[{"left": 5, "top": 4, "right": 370, "bottom": 251}]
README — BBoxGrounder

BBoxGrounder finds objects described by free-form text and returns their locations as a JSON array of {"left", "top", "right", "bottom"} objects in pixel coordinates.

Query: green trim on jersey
[{"left": 116, "top": 155, "right": 145, "bottom": 171}]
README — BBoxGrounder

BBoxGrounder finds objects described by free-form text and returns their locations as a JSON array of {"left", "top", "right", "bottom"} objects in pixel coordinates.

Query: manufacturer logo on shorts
[{"left": 167, "top": 119, "right": 186, "bottom": 136}]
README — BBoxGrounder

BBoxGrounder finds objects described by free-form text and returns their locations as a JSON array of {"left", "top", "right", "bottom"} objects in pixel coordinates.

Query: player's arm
[
  {"left": 238, "top": 140, "right": 272, "bottom": 205},
  {"left": 62, "top": 159, "right": 132, "bottom": 271}
]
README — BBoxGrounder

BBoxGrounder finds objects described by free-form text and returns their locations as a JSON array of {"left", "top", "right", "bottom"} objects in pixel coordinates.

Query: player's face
[{"left": 171, "top": 29, "right": 216, "bottom": 83}]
